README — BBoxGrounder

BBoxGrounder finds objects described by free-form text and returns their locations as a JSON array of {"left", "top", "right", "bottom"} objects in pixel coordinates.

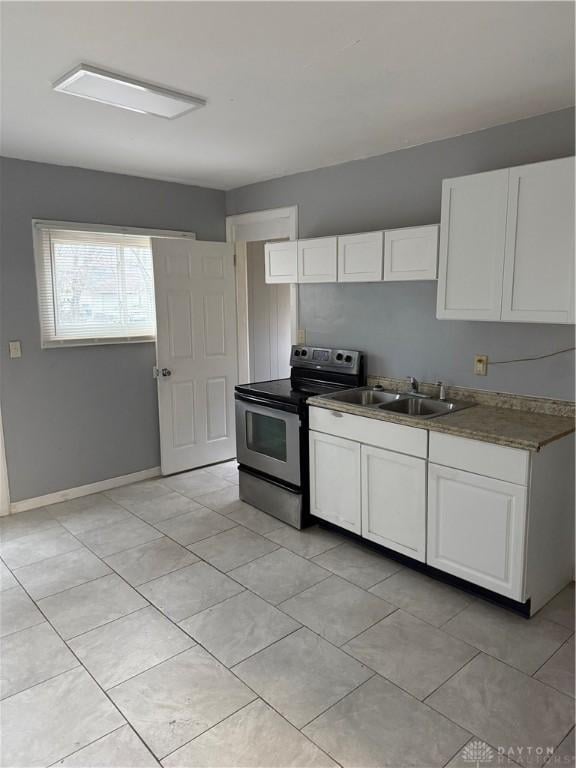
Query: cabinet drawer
[
  {"left": 429, "top": 432, "right": 529, "bottom": 485},
  {"left": 309, "top": 407, "right": 427, "bottom": 458}
]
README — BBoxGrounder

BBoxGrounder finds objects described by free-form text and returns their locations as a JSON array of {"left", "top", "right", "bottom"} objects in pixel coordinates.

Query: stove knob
[
  {"left": 300, "top": 349, "right": 308, "bottom": 357},
  {"left": 294, "top": 349, "right": 301, "bottom": 356},
  {"left": 344, "top": 355, "right": 353, "bottom": 363},
  {"left": 335, "top": 352, "right": 343, "bottom": 362}
]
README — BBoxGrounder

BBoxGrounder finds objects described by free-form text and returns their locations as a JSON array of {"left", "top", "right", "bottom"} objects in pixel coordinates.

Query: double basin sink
[{"left": 320, "top": 386, "right": 473, "bottom": 420}]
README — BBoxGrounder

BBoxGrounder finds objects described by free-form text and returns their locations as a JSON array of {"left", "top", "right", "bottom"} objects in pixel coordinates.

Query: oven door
[{"left": 235, "top": 396, "right": 301, "bottom": 487}]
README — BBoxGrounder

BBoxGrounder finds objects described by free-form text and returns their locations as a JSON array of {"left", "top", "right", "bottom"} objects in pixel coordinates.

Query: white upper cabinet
[
  {"left": 501, "top": 157, "right": 575, "bottom": 324},
  {"left": 264, "top": 241, "right": 298, "bottom": 284},
  {"left": 297, "top": 237, "right": 338, "bottom": 283},
  {"left": 437, "top": 157, "right": 575, "bottom": 323},
  {"left": 383, "top": 225, "right": 439, "bottom": 281},
  {"left": 337, "top": 231, "right": 383, "bottom": 282},
  {"left": 437, "top": 169, "right": 509, "bottom": 321}
]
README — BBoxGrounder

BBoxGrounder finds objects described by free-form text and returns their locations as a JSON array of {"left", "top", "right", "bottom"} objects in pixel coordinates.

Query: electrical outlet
[
  {"left": 474, "top": 354, "right": 488, "bottom": 376},
  {"left": 8, "top": 341, "right": 22, "bottom": 359},
  {"left": 296, "top": 329, "right": 306, "bottom": 344}
]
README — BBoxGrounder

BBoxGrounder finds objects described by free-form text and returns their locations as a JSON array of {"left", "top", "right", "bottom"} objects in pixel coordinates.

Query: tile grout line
[
  {"left": 29, "top": 508, "right": 340, "bottom": 760},
  {"left": 13, "top": 570, "right": 114, "bottom": 603},
  {"left": 422, "top": 650, "right": 484, "bottom": 706},
  {"left": 5, "top": 476, "right": 574, "bottom": 765},
  {"left": 227, "top": 624, "right": 304, "bottom": 671},
  {"left": 62, "top": 603, "right": 156, "bottom": 643},
  {"left": 530, "top": 631, "right": 575, "bottom": 678},
  {"left": 0, "top": 538, "right": 86, "bottom": 572},
  {"left": 6, "top": 518, "right": 570, "bottom": 706},
  {"left": 5, "top": 551, "right": 249, "bottom": 765},
  {"left": 45, "top": 724, "right": 132, "bottom": 768},
  {"left": 88, "top": 552, "right": 341, "bottom": 766},
  {"left": 2, "top": 570, "right": 150, "bottom": 764},
  {"left": 418, "top": 642, "right": 576, "bottom": 753},
  {"left": 0, "top": 603, "right": 46, "bottom": 640},
  {"left": 157, "top": 698, "right": 259, "bottom": 763},
  {"left": 331, "top": 606, "right": 401, "bottom": 649},
  {"left": 68, "top": 510, "right": 349, "bottom": 766}
]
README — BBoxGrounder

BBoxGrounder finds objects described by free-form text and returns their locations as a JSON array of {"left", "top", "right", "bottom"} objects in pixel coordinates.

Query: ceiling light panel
[{"left": 53, "top": 65, "right": 206, "bottom": 119}]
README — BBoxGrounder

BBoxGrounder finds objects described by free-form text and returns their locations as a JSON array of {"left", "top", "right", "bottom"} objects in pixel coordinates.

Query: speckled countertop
[{"left": 308, "top": 389, "right": 575, "bottom": 452}]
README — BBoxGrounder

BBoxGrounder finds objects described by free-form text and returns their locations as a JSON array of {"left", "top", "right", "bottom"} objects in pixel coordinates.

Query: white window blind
[{"left": 34, "top": 223, "right": 156, "bottom": 347}]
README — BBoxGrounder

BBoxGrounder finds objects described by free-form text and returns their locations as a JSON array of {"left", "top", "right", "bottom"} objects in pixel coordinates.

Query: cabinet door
[
  {"left": 501, "top": 157, "right": 575, "bottom": 323},
  {"left": 361, "top": 445, "right": 426, "bottom": 562},
  {"left": 337, "top": 232, "right": 383, "bottom": 282},
  {"left": 437, "top": 169, "right": 509, "bottom": 320},
  {"left": 383, "top": 225, "right": 439, "bottom": 281},
  {"left": 298, "top": 237, "right": 338, "bottom": 283},
  {"left": 309, "top": 430, "right": 361, "bottom": 533},
  {"left": 427, "top": 463, "right": 527, "bottom": 600},
  {"left": 265, "top": 241, "right": 298, "bottom": 283}
]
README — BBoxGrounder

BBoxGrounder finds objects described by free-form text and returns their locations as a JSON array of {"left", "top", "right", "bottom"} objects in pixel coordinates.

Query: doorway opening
[
  {"left": 226, "top": 206, "right": 298, "bottom": 385},
  {"left": 245, "top": 239, "right": 292, "bottom": 383}
]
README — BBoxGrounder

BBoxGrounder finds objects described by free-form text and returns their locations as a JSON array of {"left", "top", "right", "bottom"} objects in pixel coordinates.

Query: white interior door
[
  {"left": 247, "top": 241, "right": 291, "bottom": 382},
  {"left": 152, "top": 238, "right": 237, "bottom": 475}
]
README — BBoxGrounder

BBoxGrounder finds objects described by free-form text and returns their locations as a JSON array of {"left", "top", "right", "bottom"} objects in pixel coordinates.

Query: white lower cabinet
[
  {"left": 361, "top": 445, "right": 426, "bottom": 562},
  {"left": 309, "top": 406, "right": 573, "bottom": 612},
  {"left": 427, "top": 463, "right": 527, "bottom": 600},
  {"left": 309, "top": 430, "right": 361, "bottom": 533}
]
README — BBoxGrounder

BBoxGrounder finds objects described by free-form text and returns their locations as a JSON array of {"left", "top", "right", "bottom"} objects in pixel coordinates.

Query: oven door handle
[{"left": 234, "top": 392, "right": 300, "bottom": 415}]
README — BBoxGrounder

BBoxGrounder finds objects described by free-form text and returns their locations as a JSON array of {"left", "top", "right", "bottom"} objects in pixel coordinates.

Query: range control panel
[{"left": 290, "top": 346, "right": 362, "bottom": 374}]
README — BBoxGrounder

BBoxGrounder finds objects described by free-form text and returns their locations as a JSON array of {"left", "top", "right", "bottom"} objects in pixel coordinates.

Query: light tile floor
[{"left": 0, "top": 460, "right": 573, "bottom": 768}]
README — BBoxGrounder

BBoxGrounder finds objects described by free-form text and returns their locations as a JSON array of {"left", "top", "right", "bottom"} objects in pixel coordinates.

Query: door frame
[
  {"left": 0, "top": 402, "right": 10, "bottom": 516},
  {"left": 226, "top": 206, "right": 298, "bottom": 384}
]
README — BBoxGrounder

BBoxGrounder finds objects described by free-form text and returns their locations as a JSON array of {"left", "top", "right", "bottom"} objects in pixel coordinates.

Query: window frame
[{"left": 32, "top": 220, "right": 196, "bottom": 348}]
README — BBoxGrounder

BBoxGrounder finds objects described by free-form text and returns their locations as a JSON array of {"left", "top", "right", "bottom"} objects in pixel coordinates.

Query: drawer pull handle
[{"left": 331, "top": 411, "right": 344, "bottom": 418}]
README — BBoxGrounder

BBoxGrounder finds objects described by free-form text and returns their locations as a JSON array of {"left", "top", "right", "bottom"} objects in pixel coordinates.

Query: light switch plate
[{"left": 9, "top": 341, "right": 22, "bottom": 359}]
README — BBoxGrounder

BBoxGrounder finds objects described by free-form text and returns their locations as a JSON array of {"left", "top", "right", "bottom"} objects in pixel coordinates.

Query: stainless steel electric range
[{"left": 234, "top": 346, "right": 365, "bottom": 529}]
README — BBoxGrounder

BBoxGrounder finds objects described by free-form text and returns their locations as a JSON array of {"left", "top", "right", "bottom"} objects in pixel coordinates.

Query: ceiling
[{"left": 1, "top": 2, "right": 574, "bottom": 190}]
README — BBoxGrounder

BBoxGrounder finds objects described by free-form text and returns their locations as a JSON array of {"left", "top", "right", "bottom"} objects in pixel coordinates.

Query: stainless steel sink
[
  {"left": 378, "top": 397, "right": 472, "bottom": 419},
  {"left": 322, "top": 386, "right": 402, "bottom": 407},
  {"left": 319, "top": 386, "right": 473, "bottom": 420}
]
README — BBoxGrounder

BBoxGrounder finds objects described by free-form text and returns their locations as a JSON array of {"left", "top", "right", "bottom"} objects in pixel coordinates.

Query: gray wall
[
  {"left": 0, "top": 158, "right": 225, "bottom": 501},
  {"left": 227, "top": 108, "right": 575, "bottom": 400}
]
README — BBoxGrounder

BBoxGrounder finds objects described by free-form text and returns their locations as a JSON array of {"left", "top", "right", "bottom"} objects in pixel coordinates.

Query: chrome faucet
[
  {"left": 436, "top": 381, "right": 447, "bottom": 401},
  {"left": 407, "top": 376, "right": 419, "bottom": 394}
]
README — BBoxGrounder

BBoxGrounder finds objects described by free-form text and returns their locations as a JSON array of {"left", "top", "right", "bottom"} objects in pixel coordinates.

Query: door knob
[{"left": 153, "top": 366, "right": 172, "bottom": 379}]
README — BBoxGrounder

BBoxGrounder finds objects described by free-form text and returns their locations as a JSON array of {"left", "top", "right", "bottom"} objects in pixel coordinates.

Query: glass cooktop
[{"left": 235, "top": 378, "right": 345, "bottom": 406}]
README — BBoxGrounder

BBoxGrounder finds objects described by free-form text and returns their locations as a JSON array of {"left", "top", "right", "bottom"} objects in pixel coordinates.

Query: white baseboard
[{"left": 8, "top": 467, "right": 161, "bottom": 515}]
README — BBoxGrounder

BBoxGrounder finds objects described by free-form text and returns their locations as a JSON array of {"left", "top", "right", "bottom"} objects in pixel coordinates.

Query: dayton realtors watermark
[{"left": 461, "top": 739, "right": 570, "bottom": 765}]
